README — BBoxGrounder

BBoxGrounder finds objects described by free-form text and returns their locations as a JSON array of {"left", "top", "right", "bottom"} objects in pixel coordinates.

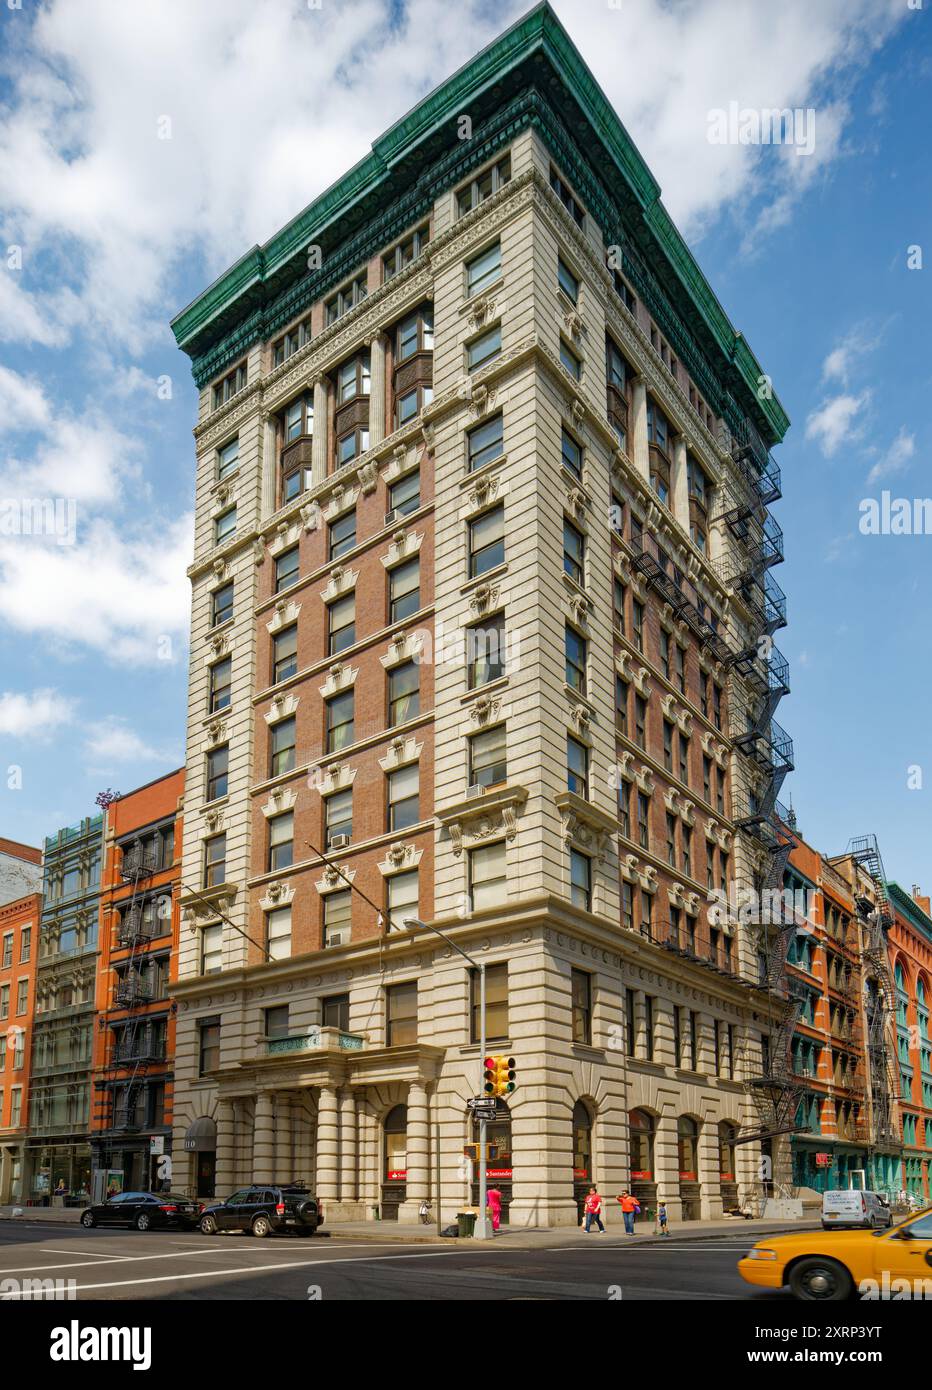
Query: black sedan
[{"left": 80, "top": 1191, "right": 201, "bottom": 1232}]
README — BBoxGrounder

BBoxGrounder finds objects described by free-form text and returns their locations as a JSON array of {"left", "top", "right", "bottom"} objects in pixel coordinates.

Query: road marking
[
  {"left": 57, "top": 1246, "right": 506, "bottom": 1294},
  {"left": 39, "top": 1247, "right": 125, "bottom": 1259}
]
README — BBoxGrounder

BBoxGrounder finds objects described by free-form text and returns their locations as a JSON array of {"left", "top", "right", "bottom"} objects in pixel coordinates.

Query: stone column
[
  {"left": 261, "top": 414, "right": 278, "bottom": 519},
  {"left": 232, "top": 1099, "right": 247, "bottom": 1186},
  {"left": 634, "top": 990, "right": 648, "bottom": 1060},
  {"left": 398, "top": 1080, "right": 429, "bottom": 1222},
  {"left": 312, "top": 378, "right": 329, "bottom": 486},
  {"left": 654, "top": 1109, "right": 681, "bottom": 1223},
  {"left": 653, "top": 999, "right": 677, "bottom": 1069},
  {"left": 698, "top": 1119, "right": 723, "bottom": 1219},
  {"left": 339, "top": 1088, "right": 357, "bottom": 1204},
  {"left": 253, "top": 1091, "right": 275, "bottom": 1184},
  {"left": 368, "top": 333, "right": 388, "bottom": 448},
  {"left": 671, "top": 433, "right": 690, "bottom": 533},
  {"left": 697, "top": 1013, "right": 716, "bottom": 1075},
  {"left": 630, "top": 376, "right": 650, "bottom": 484},
  {"left": 357, "top": 1099, "right": 377, "bottom": 1214},
  {"left": 679, "top": 1006, "right": 693, "bottom": 1071},
  {"left": 214, "top": 1099, "right": 235, "bottom": 1199},
  {"left": 316, "top": 1086, "right": 339, "bottom": 1203},
  {"left": 276, "top": 1093, "right": 293, "bottom": 1181}
]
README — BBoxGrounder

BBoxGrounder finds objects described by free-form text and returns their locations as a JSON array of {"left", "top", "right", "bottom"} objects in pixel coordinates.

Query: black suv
[{"left": 198, "top": 1183, "right": 324, "bottom": 1238}]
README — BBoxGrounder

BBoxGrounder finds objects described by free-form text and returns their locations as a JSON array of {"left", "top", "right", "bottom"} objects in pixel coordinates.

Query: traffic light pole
[{"left": 405, "top": 919, "right": 492, "bottom": 1240}]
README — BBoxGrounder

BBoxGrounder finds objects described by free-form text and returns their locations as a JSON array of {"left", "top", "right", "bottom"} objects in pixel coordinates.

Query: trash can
[{"left": 456, "top": 1211, "right": 477, "bottom": 1238}]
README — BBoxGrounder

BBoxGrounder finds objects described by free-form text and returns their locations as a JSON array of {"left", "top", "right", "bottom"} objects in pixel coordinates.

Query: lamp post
[{"left": 405, "top": 918, "right": 492, "bottom": 1240}]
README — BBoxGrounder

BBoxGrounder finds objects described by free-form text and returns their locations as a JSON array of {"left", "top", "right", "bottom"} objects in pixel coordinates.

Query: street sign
[{"left": 467, "top": 1096, "right": 497, "bottom": 1114}]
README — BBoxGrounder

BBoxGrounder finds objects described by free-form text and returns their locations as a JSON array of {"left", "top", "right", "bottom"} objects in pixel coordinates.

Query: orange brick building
[
  {"left": 0, "top": 891, "right": 42, "bottom": 1201},
  {"left": 887, "top": 882, "right": 932, "bottom": 1201},
  {"left": 89, "top": 770, "right": 184, "bottom": 1196}
]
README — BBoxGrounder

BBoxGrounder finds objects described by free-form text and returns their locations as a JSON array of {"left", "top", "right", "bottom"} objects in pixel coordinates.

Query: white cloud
[
  {"left": 821, "top": 325, "right": 876, "bottom": 387},
  {"left": 867, "top": 426, "right": 915, "bottom": 484},
  {"left": 82, "top": 716, "right": 171, "bottom": 766},
  {"left": 0, "top": 687, "right": 74, "bottom": 738},
  {"left": 0, "top": 0, "right": 907, "bottom": 350},
  {"left": 805, "top": 391, "right": 870, "bottom": 458},
  {"left": 0, "top": 513, "right": 192, "bottom": 665}
]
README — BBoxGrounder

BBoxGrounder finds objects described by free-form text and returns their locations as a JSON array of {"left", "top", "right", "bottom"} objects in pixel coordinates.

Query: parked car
[
  {"left": 81, "top": 1191, "right": 201, "bottom": 1232},
  {"left": 821, "top": 1188, "right": 892, "bottom": 1231},
  {"left": 198, "top": 1183, "right": 324, "bottom": 1238},
  {"left": 738, "top": 1207, "right": 932, "bottom": 1300}
]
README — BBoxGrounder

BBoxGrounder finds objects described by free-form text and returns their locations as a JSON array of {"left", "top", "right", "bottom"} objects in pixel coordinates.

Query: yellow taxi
[{"left": 738, "top": 1206, "right": 932, "bottom": 1300}]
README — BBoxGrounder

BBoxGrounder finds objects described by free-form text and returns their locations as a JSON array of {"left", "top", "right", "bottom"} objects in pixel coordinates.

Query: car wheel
[
  {"left": 135, "top": 1213, "right": 151, "bottom": 1232},
  {"left": 199, "top": 1214, "right": 218, "bottom": 1235},
  {"left": 788, "top": 1257, "right": 854, "bottom": 1302},
  {"left": 81, "top": 1210, "right": 96, "bottom": 1229},
  {"left": 251, "top": 1215, "right": 272, "bottom": 1238}
]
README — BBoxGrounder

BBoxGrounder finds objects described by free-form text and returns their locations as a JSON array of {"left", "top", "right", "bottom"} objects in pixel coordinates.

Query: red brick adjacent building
[{"left": 0, "top": 891, "right": 41, "bottom": 1201}]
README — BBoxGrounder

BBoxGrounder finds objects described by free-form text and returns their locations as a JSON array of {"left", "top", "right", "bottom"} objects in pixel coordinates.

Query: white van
[{"left": 821, "top": 1189, "right": 892, "bottom": 1230}]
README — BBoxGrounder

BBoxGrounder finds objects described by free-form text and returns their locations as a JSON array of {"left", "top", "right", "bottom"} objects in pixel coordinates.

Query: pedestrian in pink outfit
[{"left": 487, "top": 1187, "right": 502, "bottom": 1231}]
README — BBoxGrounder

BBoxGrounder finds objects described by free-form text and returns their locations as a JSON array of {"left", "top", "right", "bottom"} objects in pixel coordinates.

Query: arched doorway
[
  {"left": 718, "top": 1121, "right": 739, "bottom": 1212},
  {"left": 572, "top": 1100, "right": 594, "bottom": 1223},
  {"left": 381, "top": 1104, "right": 407, "bottom": 1221},
  {"left": 628, "top": 1109, "right": 656, "bottom": 1217},
  {"left": 471, "top": 1098, "right": 512, "bottom": 1225},
  {"left": 677, "top": 1116, "right": 700, "bottom": 1220}
]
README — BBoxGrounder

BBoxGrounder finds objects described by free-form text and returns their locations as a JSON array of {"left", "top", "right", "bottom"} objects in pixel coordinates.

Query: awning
[{"left": 183, "top": 1117, "right": 217, "bottom": 1152}]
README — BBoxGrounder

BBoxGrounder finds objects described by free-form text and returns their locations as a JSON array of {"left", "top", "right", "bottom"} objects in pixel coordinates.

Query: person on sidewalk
[
  {"left": 487, "top": 1187, "right": 502, "bottom": 1232},
  {"left": 616, "top": 1190, "right": 640, "bottom": 1234},
  {"left": 583, "top": 1186, "right": 605, "bottom": 1233},
  {"left": 656, "top": 1199, "right": 669, "bottom": 1236}
]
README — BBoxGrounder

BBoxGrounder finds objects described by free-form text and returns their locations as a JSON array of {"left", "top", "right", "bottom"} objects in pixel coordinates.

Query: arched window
[
  {"left": 718, "top": 1121, "right": 737, "bottom": 1179},
  {"left": 383, "top": 1104, "right": 407, "bottom": 1181},
  {"left": 677, "top": 1116, "right": 699, "bottom": 1178},
  {"left": 572, "top": 1101, "right": 593, "bottom": 1183},
  {"left": 629, "top": 1109, "right": 655, "bottom": 1178}
]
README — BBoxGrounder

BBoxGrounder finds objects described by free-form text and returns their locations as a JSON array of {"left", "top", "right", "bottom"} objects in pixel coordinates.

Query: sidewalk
[{"left": 0, "top": 1203, "right": 819, "bottom": 1247}]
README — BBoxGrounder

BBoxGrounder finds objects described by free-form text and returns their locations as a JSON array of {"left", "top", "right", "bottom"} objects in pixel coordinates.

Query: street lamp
[{"left": 405, "top": 918, "right": 492, "bottom": 1240}]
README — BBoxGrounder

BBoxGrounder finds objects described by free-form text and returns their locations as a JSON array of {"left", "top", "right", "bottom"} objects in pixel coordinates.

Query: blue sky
[{"left": 0, "top": 0, "right": 928, "bottom": 887}]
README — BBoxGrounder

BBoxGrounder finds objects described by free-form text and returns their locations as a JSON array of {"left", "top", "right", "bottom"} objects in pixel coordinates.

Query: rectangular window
[
  {"left": 20, "top": 927, "right": 30, "bottom": 963},
  {"left": 2, "top": 933, "right": 12, "bottom": 968},
  {"left": 625, "top": 989, "right": 636, "bottom": 1055},
  {"left": 282, "top": 392, "right": 313, "bottom": 446},
  {"left": 206, "top": 745, "right": 229, "bottom": 802},
  {"left": 388, "top": 661, "right": 420, "bottom": 726},
  {"left": 326, "top": 690, "right": 354, "bottom": 752},
  {"left": 386, "top": 981, "right": 418, "bottom": 1047},
  {"left": 470, "top": 961, "right": 508, "bottom": 1043},
  {"left": 636, "top": 793, "right": 650, "bottom": 850},
  {"left": 383, "top": 224, "right": 430, "bottom": 280},
  {"left": 567, "top": 735, "right": 588, "bottom": 798},
  {"left": 644, "top": 995, "right": 654, "bottom": 1059},
  {"left": 337, "top": 352, "right": 371, "bottom": 405},
  {"left": 465, "top": 241, "right": 502, "bottom": 295},
  {"left": 682, "top": 825, "right": 692, "bottom": 878},
  {"left": 326, "top": 273, "right": 367, "bottom": 324},
  {"left": 572, "top": 968, "right": 592, "bottom": 1044},
  {"left": 272, "top": 625, "right": 298, "bottom": 684},
  {"left": 336, "top": 428, "right": 370, "bottom": 467},
  {"left": 201, "top": 924, "right": 222, "bottom": 975},
  {"left": 469, "top": 842, "right": 507, "bottom": 911},
  {"left": 198, "top": 1020, "right": 220, "bottom": 1075},
  {"left": 550, "top": 164, "right": 585, "bottom": 226},
  {"left": 466, "top": 323, "right": 501, "bottom": 372},
  {"left": 325, "top": 789, "right": 353, "bottom": 846},
  {"left": 703, "top": 756, "right": 712, "bottom": 803},
  {"left": 264, "top": 1004, "right": 290, "bottom": 1039},
  {"left": 563, "top": 517, "right": 584, "bottom": 584},
  {"left": 211, "top": 582, "right": 234, "bottom": 627},
  {"left": 396, "top": 384, "right": 433, "bottom": 426},
  {"left": 269, "top": 717, "right": 296, "bottom": 777},
  {"left": 467, "top": 413, "right": 503, "bottom": 472},
  {"left": 268, "top": 812, "right": 294, "bottom": 872},
  {"left": 560, "top": 340, "right": 581, "bottom": 380},
  {"left": 214, "top": 507, "right": 236, "bottom": 545},
  {"left": 663, "top": 720, "right": 674, "bottom": 772},
  {"left": 209, "top": 658, "right": 231, "bottom": 713},
  {"left": 217, "top": 437, "right": 239, "bottom": 479},
  {"left": 0, "top": 984, "right": 7, "bottom": 1019},
  {"left": 563, "top": 428, "right": 583, "bottom": 483},
  {"left": 388, "top": 764, "right": 420, "bottom": 831},
  {"left": 565, "top": 624, "right": 587, "bottom": 694},
  {"left": 675, "top": 644, "right": 686, "bottom": 695},
  {"left": 457, "top": 158, "right": 510, "bottom": 217},
  {"left": 570, "top": 850, "right": 591, "bottom": 911},
  {"left": 660, "top": 629, "right": 671, "bottom": 679},
  {"left": 212, "top": 362, "right": 246, "bottom": 409},
  {"left": 615, "top": 675, "right": 629, "bottom": 734},
  {"left": 389, "top": 468, "right": 420, "bottom": 518},
  {"left": 322, "top": 993, "right": 350, "bottom": 1031},
  {"left": 666, "top": 813, "right": 677, "bottom": 867},
  {"left": 634, "top": 694, "right": 647, "bottom": 750},
  {"left": 613, "top": 578, "right": 626, "bottom": 633},
  {"left": 329, "top": 510, "right": 356, "bottom": 560},
  {"left": 468, "top": 505, "right": 504, "bottom": 576},
  {"left": 678, "top": 735, "right": 690, "bottom": 786},
  {"left": 273, "top": 547, "right": 299, "bottom": 595},
  {"left": 469, "top": 724, "right": 507, "bottom": 790},
  {"left": 389, "top": 557, "right": 420, "bottom": 622},
  {"left": 467, "top": 612, "right": 505, "bottom": 688},
  {"left": 632, "top": 600, "right": 644, "bottom": 652},
  {"left": 272, "top": 317, "right": 312, "bottom": 367},
  {"left": 16, "top": 979, "right": 28, "bottom": 1014},
  {"left": 558, "top": 257, "right": 579, "bottom": 303},
  {"left": 386, "top": 870, "right": 419, "bottom": 931},
  {"left": 618, "top": 780, "right": 632, "bottom": 839},
  {"left": 266, "top": 908, "right": 292, "bottom": 963},
  {"left": 203, "top": 834, "right": 226, "bottom": 888},
  {"left": 328, "top": 594, "right": 356, "bottom": 654},
  {"left": 322, "top": 891, "right": 351, "bottom": 947}
]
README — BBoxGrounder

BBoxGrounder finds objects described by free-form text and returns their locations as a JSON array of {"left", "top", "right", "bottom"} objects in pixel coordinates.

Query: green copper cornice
[
  {"left": 172, "top": 2, "right": 788, "bottom": 444},
  {"left": 889, "top": 882, "right": 932, "bottom": 945}
]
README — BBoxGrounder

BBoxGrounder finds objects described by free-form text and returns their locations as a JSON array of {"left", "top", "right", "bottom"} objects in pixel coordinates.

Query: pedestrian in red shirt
[{"left": 584, "top": 1186, "right": 605, "bottom": 1233}]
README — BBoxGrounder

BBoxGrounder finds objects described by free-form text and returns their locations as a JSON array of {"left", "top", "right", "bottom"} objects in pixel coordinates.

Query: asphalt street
[{"left": 0, "top": 1222, "right": 789, "bottom": 1301}]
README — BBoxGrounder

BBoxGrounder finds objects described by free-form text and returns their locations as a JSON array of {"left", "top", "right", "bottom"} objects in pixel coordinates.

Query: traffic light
[
  {"left": 491, "top": 1055, "right": 516, "bottom": 1096},
  {"left": 483, "top": 1056, "right": 497, "bottom": 1095}
]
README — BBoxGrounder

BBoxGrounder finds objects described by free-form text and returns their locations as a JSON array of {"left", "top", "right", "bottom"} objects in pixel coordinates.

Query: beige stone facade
[{"left": 171, "top": 73, "right": 788, "bottom": 1226}]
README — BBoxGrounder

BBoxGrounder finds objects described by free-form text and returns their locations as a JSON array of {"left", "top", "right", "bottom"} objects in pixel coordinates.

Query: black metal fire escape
[
  {"left": 104, "top": 840, "right": 158, "bottom": 1134},
  {"left": 845, "top": 836, "right": 901, "bottom": 1152}
]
